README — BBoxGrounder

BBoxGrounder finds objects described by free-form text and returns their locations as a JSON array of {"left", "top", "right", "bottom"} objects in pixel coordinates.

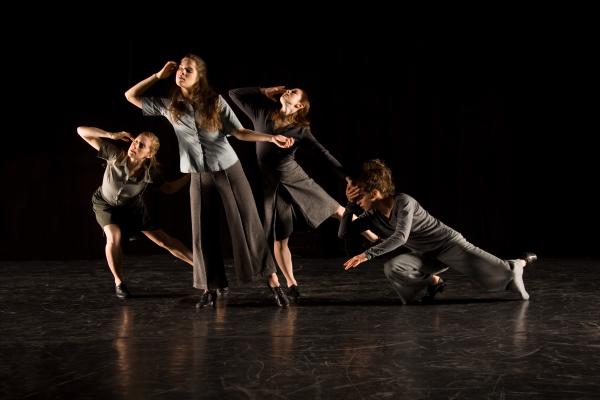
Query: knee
[
  {"left": 383, "top": 261, "right": 411, "bottom": 280},
  {"left": 104, "top": 229, "right": 121, "bottom": 246},
  {"left": 274, "top": 239, "right": 289, "bottom": 251},
  {"left": 383, "top": 261, "right": 396, "bottom": 279}
]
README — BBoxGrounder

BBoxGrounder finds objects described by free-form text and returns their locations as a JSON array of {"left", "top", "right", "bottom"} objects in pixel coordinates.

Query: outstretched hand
[
  {"left": 157, "top": 61, "right": 178, "bottom": 79},
  {"left": 343, "top": 253, "right": 369, "bottom": 270},
  {"left": 262, "top": 86, "right": 286, "bottom": 101},
  {"left": 272, "top": 135, "right": 295, "bottom": 148},
  {"left": 112, "top": 131, "right": 135, "bottom": 142}
]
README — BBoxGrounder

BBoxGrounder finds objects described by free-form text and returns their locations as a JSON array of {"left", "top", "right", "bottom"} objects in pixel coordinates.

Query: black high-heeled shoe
[
  {"left": 422, "top": 277, "right": 446, "bottom": 302},
  {"left": 268, "top": 285, "right": 290, "bottom": 307},
  {"left": 196, "top": 289, "right": 217, "bottom": 308},
  {"left": 217, "top": 287, "right": 230, "bottom": 296},
  {"left": 287, "top": 285, "right": 300, "bottom": 302}
]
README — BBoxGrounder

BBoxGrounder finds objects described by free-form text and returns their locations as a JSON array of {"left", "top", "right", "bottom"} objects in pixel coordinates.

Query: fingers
[
  {"left": 273, "top": 135, "right": 295, "bottom": 148},
  {"left": 343, "top": 256, "right": 359, "bottom": 270}
]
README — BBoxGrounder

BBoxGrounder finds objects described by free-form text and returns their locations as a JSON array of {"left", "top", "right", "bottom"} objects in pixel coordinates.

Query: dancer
[
  {"left": 78, "top": 126, "right": 193, "bottom": 299},
  {"left": 125, "top": 55, "right": 293, "bottom": 307},
  {"left": 229, "top": 86, "right": 377, "bottom": 301},
  {"left": 339, "top": 159, "right": 537, "bottom": 304}
]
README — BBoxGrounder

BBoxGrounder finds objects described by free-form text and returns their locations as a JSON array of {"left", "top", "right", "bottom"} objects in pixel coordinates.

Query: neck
[
  {"left": 127, "top": 157, "right": 145, "bottom": 170},
  {"left": 280, "top": 104, "right": 295, "bottom": 116},
  {"left": 374, "top": 196, "right": 394, "bottom": 217},
  {"left": 181, "top": 88, "right": 193, "bottom": 101}
]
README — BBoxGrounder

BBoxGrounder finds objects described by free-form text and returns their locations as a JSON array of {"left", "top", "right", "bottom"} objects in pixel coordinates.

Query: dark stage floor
[{"left": 1, "top": 255, "right": 599, "bottom": 399}]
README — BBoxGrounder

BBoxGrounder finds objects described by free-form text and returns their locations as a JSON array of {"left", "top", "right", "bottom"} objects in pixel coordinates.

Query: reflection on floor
[{"left": 1, "top": 255, "right": 599, "bottom": 399}]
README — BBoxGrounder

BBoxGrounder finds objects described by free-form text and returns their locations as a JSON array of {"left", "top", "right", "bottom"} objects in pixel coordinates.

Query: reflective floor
[{"left": 1, "top": 255, "right": 599, "bottom": 399}]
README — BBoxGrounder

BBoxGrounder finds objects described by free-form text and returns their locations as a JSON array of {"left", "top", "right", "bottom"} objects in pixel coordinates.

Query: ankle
[{"left": 267, "top": 274, "right": 280, "bottom": 287}]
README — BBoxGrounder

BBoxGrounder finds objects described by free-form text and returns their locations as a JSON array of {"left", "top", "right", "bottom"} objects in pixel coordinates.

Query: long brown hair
[
  {"left": 270, "top": 88, "right": 311, "bottom": 128},
  {"left": 168, "top": 54, "right": 222, "bottom": 131}
]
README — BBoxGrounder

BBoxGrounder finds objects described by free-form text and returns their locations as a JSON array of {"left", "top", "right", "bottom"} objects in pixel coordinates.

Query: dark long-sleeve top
[
  {"left": 338, "top": 194, "right": 462, "bottom": 259},
  {"left": 228, "top": 87, "right": 345, "bottom": 178}
]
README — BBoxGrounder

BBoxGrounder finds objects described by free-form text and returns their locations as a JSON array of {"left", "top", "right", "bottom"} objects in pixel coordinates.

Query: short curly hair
[{"left": 354, "top": 159, "right": 395, "bottom": 197}]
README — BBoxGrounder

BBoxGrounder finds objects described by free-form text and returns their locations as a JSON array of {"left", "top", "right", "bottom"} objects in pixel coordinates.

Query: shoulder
[
  {"left": 395, "top": 193, "right": 417, "bottom": 208},
  {"left": 300, "top": 126, "right": 314, "bottom": 138},
  {"left": 218, "top": 95, "right": 234, "bottom": 110},
  {"left": 99, "top": 141, "right": 124, "bottom": 160}
]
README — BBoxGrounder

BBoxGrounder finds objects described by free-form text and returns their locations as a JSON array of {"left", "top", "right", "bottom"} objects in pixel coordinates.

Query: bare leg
[
  {"left": 274, "top": 237, "right": 296, "bottom": 287},
  {"left": 267, "top": 272, "right": 281, "bottom": 287},
  {"left": 142, "top": 229, "right": 193, "bottom": 266},
  {"left": 103, "top": 224, "right": 124, "bottom": 285}
]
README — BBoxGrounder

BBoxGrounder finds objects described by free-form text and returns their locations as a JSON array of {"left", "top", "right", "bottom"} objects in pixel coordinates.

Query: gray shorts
[{"left": 91, "top": 189, "right": 159, "bottom": 234}]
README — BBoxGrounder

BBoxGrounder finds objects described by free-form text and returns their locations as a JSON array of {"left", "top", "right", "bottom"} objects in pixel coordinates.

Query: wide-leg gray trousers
[
  {"left": 382, "top": 235, "right": 513, "bottom": 303},
  {"left": 190, "top": 162, "right": 276, "bottom": 290}
]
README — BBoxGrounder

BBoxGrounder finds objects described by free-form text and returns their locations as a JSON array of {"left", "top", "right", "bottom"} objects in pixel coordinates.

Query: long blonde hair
[{"left": 137, "top": 131, "right": 160, "bottom": 173}]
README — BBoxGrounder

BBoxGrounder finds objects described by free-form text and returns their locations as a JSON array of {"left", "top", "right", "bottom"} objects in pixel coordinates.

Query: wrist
[{"left": 153, "top": 73, "right": 160, "bottom": 80}]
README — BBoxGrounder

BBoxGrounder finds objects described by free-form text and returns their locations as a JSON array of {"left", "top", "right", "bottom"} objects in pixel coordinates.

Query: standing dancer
[
  {"left": 229, "top": 86, "right": 376, "bottom": 301},
  {"left": 125, "top": 55, "right": 293, "bottom": 307}
]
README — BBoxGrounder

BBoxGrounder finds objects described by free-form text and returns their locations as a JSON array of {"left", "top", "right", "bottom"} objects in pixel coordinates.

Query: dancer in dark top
[
  {"left": 229, "top": 86, "right": 376, "bottom": 301},
  {"left": 125, "top": 55, "right": 293, "bottom": 307},
  {"left": 339, "top": 159, "right": 537, "bottom": 304},
  {"left": 78, "top": 126, "right": 193, "bottom": 299}
]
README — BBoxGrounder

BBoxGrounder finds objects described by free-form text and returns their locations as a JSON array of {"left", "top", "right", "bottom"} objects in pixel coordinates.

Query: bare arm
[
  {"left": 125, "top": 61, "right": 177, "bottom": 109},
  {"left": 231, "top": 128, "right": 294, "bottom": 148},
  {"left": 360, "top": 229, "right": 380, "bottom": 243},
  {"left": 160, "top": 174, "right": 191, "bottom": 194},
  {"left": 77, "top": 126, "right": 134, "bottom": 151}
]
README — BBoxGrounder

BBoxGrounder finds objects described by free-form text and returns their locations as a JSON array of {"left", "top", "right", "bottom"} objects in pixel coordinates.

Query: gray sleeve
[
  {"left": 218, "top": 95, "right": 243, "bottom": 136},
  {"left": 303, "top": 130, "right": 346, "bottom": 179},
  {"left": 365, "top": 197, "right": 414, "bottom": 259},
  {"left": 97, "top": 141, "right": 121, "bottom": 161},
  {"left": 142, "top": 97, "right": 168, "bottom": 117}
]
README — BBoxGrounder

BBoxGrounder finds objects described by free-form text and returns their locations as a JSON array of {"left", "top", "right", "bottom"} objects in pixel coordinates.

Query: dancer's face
[
  {"left": 357, "top": 190, "right": 376, "bottom": 211},
  {"left": 280, "top": 88, "right": 306, "bottom": 113},
  {"left": 127, "top": 134, "right": 154, "bottom": 161},
  {"left": 176, "top": 58, "right": 200, "bottom": 90}
]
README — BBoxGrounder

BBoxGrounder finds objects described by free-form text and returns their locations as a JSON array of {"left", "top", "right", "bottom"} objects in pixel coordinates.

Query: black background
[{"left": 1, "top": 31, "right": 595, "bottom": 261}]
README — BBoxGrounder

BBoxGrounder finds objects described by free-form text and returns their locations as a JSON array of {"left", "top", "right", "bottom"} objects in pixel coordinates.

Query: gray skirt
[{"left": 261, "top": 159, "right": 340, "bottom": 241}]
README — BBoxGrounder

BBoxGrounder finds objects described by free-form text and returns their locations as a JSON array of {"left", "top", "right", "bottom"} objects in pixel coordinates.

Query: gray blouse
[
  {"left": 142, "top": 95, "right": 242, "bottom": 173},
  {"left": 98, "top": 142, "right": 154, "bottom": 206}
]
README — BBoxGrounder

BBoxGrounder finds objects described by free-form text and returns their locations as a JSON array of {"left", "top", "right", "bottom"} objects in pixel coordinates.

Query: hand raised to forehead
[
  {"left": 345, "top": 179, "right": 362, "bottom": 202},
  {"left": 156, "top": 61, "right": 178, "bottom": 79},
  {"left": 262, "top": 86, "right": 286, "bottom": 101},
  {"left": 112, "top": 131, "right": 135, "bottom": 142}
]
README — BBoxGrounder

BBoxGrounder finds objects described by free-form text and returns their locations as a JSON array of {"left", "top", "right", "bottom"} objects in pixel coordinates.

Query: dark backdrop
[{"left": 1, "top": 34, "right": 595, "bottom": 261}]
